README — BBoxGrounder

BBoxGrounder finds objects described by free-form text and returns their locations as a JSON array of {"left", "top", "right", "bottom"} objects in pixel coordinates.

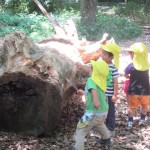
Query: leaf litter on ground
[{"left": 0, "top": 33, "right": 150, "bottom": 150}]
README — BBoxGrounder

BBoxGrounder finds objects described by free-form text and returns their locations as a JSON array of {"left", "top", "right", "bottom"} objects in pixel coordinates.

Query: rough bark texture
[
  {"left": 0, "top": 31, "right": 111, "bottom": 136},
  {"left": 0, "top": 31, "right": 79, "bottom": 136},
  {"left": 80, "top": 0, "right": 98, "bottom": 24}
]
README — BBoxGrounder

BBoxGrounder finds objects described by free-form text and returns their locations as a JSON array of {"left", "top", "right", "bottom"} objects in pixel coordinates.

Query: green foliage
[
  {"left": 27, "top": 0, "right": 57, "bottom": 14},
  {"left": 115, "top": 1, "right": 150, "bottom": 24},
  {"left": 1, "top": 0, "right": 79, "bottom": 14},
  {"left": 0, "top": 9, "right": 141, "bottom": 42},
  {"left": 0, "top": 12, "right": 54, "bottom": 42},
  {"left": 3, "top": 0, "right": 28, "bottom": 13},
  {"left": 2, "top": 0, "right": 57, "bottom": 14},
  {"left": 77, "top": 11, "right": 141, "bottom": 41},
  {"left": 54, "top": 9, "right": 80, "bottom": 26}
]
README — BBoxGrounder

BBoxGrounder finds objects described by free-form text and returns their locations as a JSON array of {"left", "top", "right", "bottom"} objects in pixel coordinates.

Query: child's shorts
[
  {"left": 129, "top": 95, "right": 149, "bottom": 109},
  {"left": 123, "top": 79, "right": 130, "bottom": 94}
]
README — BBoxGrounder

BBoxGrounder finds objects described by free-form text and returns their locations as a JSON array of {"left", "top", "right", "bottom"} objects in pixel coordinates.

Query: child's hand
[
  {"left": 77, "top": 89, "right": 85, "bottom": 96},
  {"left": 94, "top": 101, "right": 100, "bottom": 109},
  {"left": 112, "top": 95, "right": 117, "bottom": 103},
  {"left": 91, "top": 89, "right": 100, "bottom": 109}
]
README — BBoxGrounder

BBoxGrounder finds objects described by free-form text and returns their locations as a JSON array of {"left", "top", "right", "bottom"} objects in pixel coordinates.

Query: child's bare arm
[
  {"left": 91, "top": 89, "right": 100, "bottom": 109},
  {"left": 112, "top": 77, "right": 118, "bottom": 103}
]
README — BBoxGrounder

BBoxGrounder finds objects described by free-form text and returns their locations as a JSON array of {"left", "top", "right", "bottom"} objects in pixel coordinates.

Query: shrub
[
  {"left": 0, "top": 10, "right": 142, "bottom": 43},
  {"left": 115, "top": 1, "right": 150, "bottom": 24},
  {"left": 0, "top": 12, "right": 54, "bottom": 42},
  {"left": 77, "top": 11, "right": 142, "bottom": 41}
]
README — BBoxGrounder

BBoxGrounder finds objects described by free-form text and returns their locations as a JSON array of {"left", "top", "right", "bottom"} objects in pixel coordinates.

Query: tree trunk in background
[{"left": 80, "top": 0, "right": 98, "bottom": 24}]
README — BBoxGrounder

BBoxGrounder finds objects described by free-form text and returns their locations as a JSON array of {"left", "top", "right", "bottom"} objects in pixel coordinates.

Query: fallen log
[{"left": 0, "top": 31, "right": 80, "bottom": 136}]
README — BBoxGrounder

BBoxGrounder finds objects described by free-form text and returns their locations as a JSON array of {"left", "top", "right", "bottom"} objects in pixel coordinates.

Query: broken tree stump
[{"left": 0, "top": 31, "right": 79, "bottom": 136}]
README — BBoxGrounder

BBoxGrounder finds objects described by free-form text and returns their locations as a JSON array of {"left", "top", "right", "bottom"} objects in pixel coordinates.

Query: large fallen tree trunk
[{"left": 0, "top": 31, "right": 80, "bottom": 136}]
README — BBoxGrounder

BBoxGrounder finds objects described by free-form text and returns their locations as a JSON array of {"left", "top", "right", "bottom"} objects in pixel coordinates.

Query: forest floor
[{"left": 0, "top": 33, "right": 150, "bottom": 150}]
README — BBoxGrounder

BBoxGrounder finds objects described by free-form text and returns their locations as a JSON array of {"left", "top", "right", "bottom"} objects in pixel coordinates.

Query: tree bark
[
  {"left": 0, "top": 31, "right": 79, "bottom": 136},
  {"left": 80, "top": 0, "right": 98, "bottom": 24}
]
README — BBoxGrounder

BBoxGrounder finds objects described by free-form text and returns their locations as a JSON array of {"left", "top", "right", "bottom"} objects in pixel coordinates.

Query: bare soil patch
[{"left": 119, "top": 33, "right": 150, "bottom": 52}]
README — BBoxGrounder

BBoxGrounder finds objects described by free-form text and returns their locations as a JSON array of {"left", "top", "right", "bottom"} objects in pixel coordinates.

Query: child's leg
[
  {"left": 140, "top": 107, "right": 148, "bottom": 116},
  {"left": 139, "top": 96, "right": 149, "bottom": 121},
  {"left": 94, "top": 115, "right": 112, "bottom": 147},
  {"left": 106, "top": 96, "right": 115, "bottom": 131},
  {"left": 128, "top": 95, "right": 139, "bottom": 116},
  {"left": 74, "top": 113, "right": 95, "bottom": 150},
  {"left": 94, "top": 115, "right": 110, "bottom": 139},
  {"left": 128, "top": 95, "right": 139, "bottom": 126},
  {"left": 128, "top": 108, "right": 136, "bottom": 125},
  {"left": 74, "top": 128, "right": 89, "bottom": 150}
]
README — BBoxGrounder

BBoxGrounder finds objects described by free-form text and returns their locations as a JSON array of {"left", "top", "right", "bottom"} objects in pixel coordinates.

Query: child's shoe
[
  {"left": 128, "top": 121, "right": 133, "bottom": 128},
  {"left": 104, "top": 138, "right": 112, "bottom": 147},
  {"left": 72, "top": 147, "right": 75, "bottom": 150},
  {"left": 139, "top": 114, "right": 146, "bottom": 125},
  {"left": 139, "top": 119, "right": 146, "bottom": 125},
  {"left": 99, "top": 138, "right": 112, "bottom": 147},
  {"left": 109, "top": 130, "right": 115, "bottom": 137}
]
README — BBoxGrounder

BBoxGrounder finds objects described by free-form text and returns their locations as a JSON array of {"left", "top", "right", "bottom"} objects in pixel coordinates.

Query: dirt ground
[
  {"left": 0, "top": 33, "right": 150, "bottom": 150},
  {"left": 119, "top": 33, "right": 150, "bottom": 50},
  {"left": 0, "top": 82, "right": 150, "bottom": 150}
]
